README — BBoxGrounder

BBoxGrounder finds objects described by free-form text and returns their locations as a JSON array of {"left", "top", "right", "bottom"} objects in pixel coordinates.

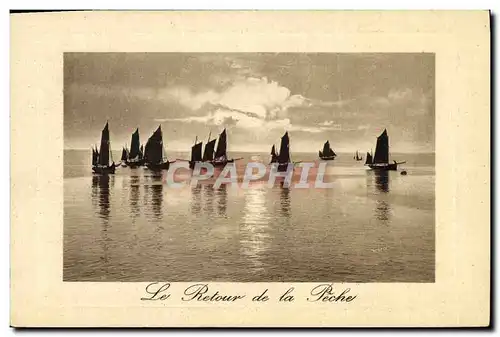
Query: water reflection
[
  {"left": 148, "top": 174, "right": 164, "bottom": 221},
  {"left": 373, "top": 170, "right": 391, "bottom": 222},
  {"left": 279, "top": 183, "right": 291, "bottom": 218},
  {"left": 215, "top": 184, "right": 228, "bottom": 217},
  {"left": 91, "top": 174, "right": 113, "bottom": 269},
  {"left": 190, "top": 184, "right": 202, "bottom": 216},
  {"left": 129, "top": 175, "right": 140, "bottom": 218},
  {"left": 202, "top": 184, "right": 215, "bottom": 215},
  {"left": 241, "top": 187, "right": 271, "bottom": 271},
  {"left": 374, "top": 170, "right": 389, "bottom": 193},
  {"left": 189, "top": 183, "right": 229, "bottom": 218},
  {"left": 92, "top": 174, "right": 112, "bottom": 221}
]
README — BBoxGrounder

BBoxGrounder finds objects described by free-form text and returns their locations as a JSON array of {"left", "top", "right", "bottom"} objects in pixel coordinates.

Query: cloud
[
  {"left": 157, "top": 107, "right": 291, "bottom": 130},
  {"left": 157, "top": 106, "right": 346, "bottom": 136},
  {"left": 161, "top": 76, "right": 308, "bottom": 120}
]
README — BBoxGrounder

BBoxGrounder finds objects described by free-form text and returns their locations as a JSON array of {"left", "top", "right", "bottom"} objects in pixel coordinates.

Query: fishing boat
[
  {"left": 364, "top": 150, "right": 373, "bottom": 166},
  {"left": 92, "top": 122, "right": 116, "bottom": 174},
  {"left": 367, "top": 129, "right": 405, "bottom": 171},
  {"left": 126, "top": 128, "right": 145, "bottom": 168},
  {"left": 276, "top": 132, "right": 292, "bottom": 172},
  {"left": 143, "top": 125, "right": 171, "bottom": 171},
  {"left": 319, "top": 140, "right": 336, "bottom": 160},
  {"left": 92, "top": 146, "right": 99, "bottom": 167},
  {"left": 212, "top": 129, "right": 235, "bottom": 167},
  {"left": 354, "top": 150, "right": 363, "bottom": 161},
  {"left": 189, "top": 137, "right": 203, "bottom": 169},
  {"left": 270, "top": 144, "right": 278, "bottom": 164},
  {"left": 202, "top": 132, "right": 217, "bottom": 163},
  {"left": 120, "top": 146, "right": 129, "bottom": 167}
]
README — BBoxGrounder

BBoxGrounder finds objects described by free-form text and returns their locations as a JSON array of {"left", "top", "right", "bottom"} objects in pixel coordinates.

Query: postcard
[{"left": 10, "top": 10, "right": 490, "bottom": 327}]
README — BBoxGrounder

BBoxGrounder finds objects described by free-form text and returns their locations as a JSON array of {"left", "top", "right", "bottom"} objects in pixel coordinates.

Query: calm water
[{"left": 64, "top": 150, "right": 435, "bottom": 282}]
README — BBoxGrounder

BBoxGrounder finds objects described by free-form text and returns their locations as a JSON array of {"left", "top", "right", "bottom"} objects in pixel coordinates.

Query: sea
[{"left": 64, "top": 150, "right": 435, "bottom": 282}]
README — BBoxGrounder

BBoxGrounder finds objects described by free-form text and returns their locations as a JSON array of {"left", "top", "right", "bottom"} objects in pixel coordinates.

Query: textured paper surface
[{"left": 10, "top": 11, "right": 490, "bottom": 327}]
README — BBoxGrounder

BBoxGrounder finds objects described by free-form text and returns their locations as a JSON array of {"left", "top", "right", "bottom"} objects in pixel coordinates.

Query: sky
[{"left": 64, "top": 53, "right": 435, "bottom": 153}]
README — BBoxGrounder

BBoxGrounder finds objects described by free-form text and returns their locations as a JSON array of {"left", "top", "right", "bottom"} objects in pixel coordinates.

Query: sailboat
[
  {"left": 143, "top": 125, "right": 171, "bottom": 171},
  {"left": 189, "top": 137, "right": 203, "bottom": 169},
  {"left": 126, "top": 128, "right": 145, "bottom": 168},
  {"left": 202, "top": 132, "right": 217, "bottom": 162},
  {"left": 92, "top": 122, "right": 116, "bottom": 174},
  {"left": 120, "top": 146, "right": 129, "bottom": 167},
  {"left": 367, "top": 129, "right": 405, "bottom": 171},
  {"left": 354, "top": 150, "right": 363, "bottom": 161},
  {"left": 139, "top": 145, "right": 144, "bottom": 162},
  {"left": 276, "top": 132, "right": 292, "bottom": 172},
  {"left": 92, "top": 146, "right": 99, "bottom": 167},
  {"left": 319, "top": 140, "right": 336, "bottom": 160},
  {"left": 364, "top": 150, "right": 373, "bottom": 166},
  {"left": 270, "top": 144, "right": 278, "bottom": 164},
  {"left": 212, "top": 128, "right": 235, "bottom": 167}
]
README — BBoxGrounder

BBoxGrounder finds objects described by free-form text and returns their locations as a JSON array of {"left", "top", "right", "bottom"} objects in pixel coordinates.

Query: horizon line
[{"left": 64, "top": 147, "right": 436, "bottom": 154}]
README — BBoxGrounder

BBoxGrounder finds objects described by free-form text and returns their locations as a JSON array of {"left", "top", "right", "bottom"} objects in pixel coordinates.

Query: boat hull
[
  {"left": 145, "top": 161, "right": 170, "bottom": 171},
  {"left": 319, "top": 156, "right": 335, "bottom": 161},
  {"left": 212, "top": 159, "right": 234, "bottom": 167},
  {"left": 189, "top": 159, "right": 235, "bottom": 169},
  {"left": 277, "top": 162, "right": 292, "bottom": 172},
  {"left": 92, "top": 165, "right": 116, "bottom": 174},
  {"left": 368, "top": 163, "right": 398, "bottom": 171},
  {"left": 126, "top": 160, "right": 145, "bottom": 168}
]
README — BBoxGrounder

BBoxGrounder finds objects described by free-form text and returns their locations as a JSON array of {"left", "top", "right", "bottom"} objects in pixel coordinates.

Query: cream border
[{"left": 10, "top": 11, "right": 490, "bottom": 327}]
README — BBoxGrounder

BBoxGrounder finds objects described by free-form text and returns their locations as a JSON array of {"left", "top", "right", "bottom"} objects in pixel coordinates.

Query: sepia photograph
[
  {"left": 63, "top": 52, "right": 435, "bottom": 283},
  {"left": 10, "top": 9, "right": 491, "bottom": 327}
]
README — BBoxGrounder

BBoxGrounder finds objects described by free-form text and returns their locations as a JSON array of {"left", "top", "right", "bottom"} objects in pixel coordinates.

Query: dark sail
[
  {"left": 191, "top": 142, "right": 203, "bottom": 162},
  {"left": 322, "top": 141, "right": 335, "bottom": 157},
  {"left": 278, "top": 132, "right": 290, "bottom": 163},
  {"left": 92, "top": 147, "right": 98, "bottom": 166},
  {"left": 322, "top": 141, "right": 330, "bottom": 156},
  {"left": 144, "top": 126, "right": 164, "bottom": 165},
  {"left": 129, "top": 128, "right": 141, "bottom": 160},
  {"left": 203, "top": 139, "right": 217, "bottom": 161},
  {"left": 373, "top": 129, "right": 389, "bottom": 164},
  {"left": 139, "top": 145, "right": 144, "bottom": 160},
  {"left": 98, "top": 122, "right": 110, "bottom": 166},
  {"left": 121, "top": 147, "right": 128, "bottom": 161},
  {"left": 365, "top": 152, "right": 373, "bottom": 165},
  {"left": 271, "top": 145, "right": 278, "bottom": 163},
  {"left": 214, "top": 129, "right": 227, "bottom": 159}
]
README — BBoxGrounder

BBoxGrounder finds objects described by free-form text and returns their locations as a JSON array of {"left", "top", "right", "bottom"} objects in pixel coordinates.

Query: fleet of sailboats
[{"left": 91, "top": 122, "right": 406, "bottom": 175}]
